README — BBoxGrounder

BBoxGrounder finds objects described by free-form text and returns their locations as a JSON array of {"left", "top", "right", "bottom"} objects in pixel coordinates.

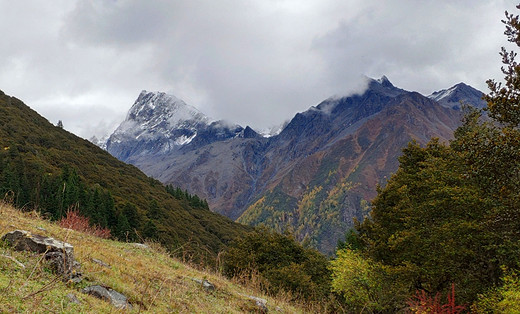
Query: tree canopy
[{"left": 334, "top": 4, "right": 520, "bottom": 310}]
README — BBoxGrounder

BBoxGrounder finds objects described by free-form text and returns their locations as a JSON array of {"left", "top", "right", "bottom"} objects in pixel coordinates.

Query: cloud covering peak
[{"left": 0, "top": 0, "right": 513, "bottom": 138}]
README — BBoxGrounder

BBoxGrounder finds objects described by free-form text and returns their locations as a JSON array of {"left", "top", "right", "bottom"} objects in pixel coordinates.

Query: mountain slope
[
  {"left": 0, "top": 203, "right": 305, "bottom": 313},
  {"left": 0, "top": 90, "right": 250, "bottom": 261},
  {"left": 238, "top": 89, "right": 462, "bottom": 252},
  {"left": 102, "top": 78, "right": 481, "bottom": 254}
]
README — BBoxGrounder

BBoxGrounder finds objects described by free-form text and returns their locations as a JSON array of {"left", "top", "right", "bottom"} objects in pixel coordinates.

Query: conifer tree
[{"left": 352, "top": 5, "right": 520, "bottom": 307}]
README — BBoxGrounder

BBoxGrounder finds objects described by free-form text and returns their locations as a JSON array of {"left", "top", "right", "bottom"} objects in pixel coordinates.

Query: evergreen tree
[
  {"left": 115, "top": 214, "right": 131, "bottom": 240},
  {"left": 148, "top": 199, "right": 160, "bottom": 219},
  {"left": 143, "top": 219, "right": 158, "bottom": 239},
  {"left": 353, "top": 5, "right": 520, "bottom": 307}
]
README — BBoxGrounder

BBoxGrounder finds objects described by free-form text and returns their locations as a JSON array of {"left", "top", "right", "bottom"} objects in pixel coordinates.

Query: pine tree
[
  {"left": 143, "top": 219, "right": 158, "bottom": 239},
  {"left": 148, "top": 199, "right": 160, "bottom": 219}
]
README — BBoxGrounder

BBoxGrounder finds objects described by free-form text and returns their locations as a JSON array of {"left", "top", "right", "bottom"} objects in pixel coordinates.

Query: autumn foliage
[
  {"left": 59, "top": 209, "right": 111, "bottom": 239},
  {"left": 408, "top": 284, "right": 466, "bottom": 314}
]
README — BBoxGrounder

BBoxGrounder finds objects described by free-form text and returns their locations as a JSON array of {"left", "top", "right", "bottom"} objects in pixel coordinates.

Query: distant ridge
[{"left": 428, "top": 82, "right": 487, "bottom": 110}]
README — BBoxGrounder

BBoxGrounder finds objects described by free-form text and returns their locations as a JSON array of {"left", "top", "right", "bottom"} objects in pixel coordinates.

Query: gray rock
[
  {"left": 191, "top": 278, "right": 216, "bottom": 291},
  {"left": 1, "top": 230, "right": 81, "bottom": 282},
  {"left": 83, "top": 285, "right": 132, "bottom": 310},
  {"left": 130, "top": 243, "right": 150, "bottom": 250},
  {"left": 239, "top": 293, "right": 268, "bottom": 313},
  {"left": 66, "top": 293, "right": 81, "bottom": 305},
  {"left": 92, "top": 258, "right": 110, "bottom": 268},
  {"left": 2, "top": 230, "right": 74, "bottom": 255}
]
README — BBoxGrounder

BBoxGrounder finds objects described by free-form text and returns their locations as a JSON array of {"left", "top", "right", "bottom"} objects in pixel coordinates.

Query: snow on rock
[
  {"left": 105, "top": 90, "right": 245, "bottom": 161},
  {"left": 428, "top": 83, "right": 487, "bottom": 110},
  {"left": 428, "top": 86, "right": 457, "bottom": 102},
  {"left": 257, "top": 121, "right": 289, "bottom": 138}
]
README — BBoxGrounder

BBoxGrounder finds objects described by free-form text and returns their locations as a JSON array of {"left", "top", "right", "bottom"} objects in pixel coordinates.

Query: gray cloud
[{"left": 0, "top": 0, "right": 514, "bottom": 138}]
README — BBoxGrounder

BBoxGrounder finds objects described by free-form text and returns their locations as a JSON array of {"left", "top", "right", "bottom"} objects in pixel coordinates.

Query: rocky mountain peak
[
  {"left": 105, "top": 91, "right": 246, "bottom": 161},
  {"left": 428, "top": 83, "right": 486, "bottom": 110},
  {"left": 376, "top": 75, "right": 392, "bottom": 87},
  {"left": 127, "top": 90, "right": 210, "bottom": 127},
  {"left": 366, "top": 75, "right": 407, "bottom": 97}
]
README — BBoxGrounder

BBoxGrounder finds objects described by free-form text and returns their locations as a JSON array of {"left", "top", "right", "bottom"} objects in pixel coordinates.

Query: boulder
[
  {"left": 239, "top": 293, "right": 268, "bottom": 313},
  {"left": 82, "top": 285, "right": 132, "bottom": 310},
  {"left": 1, "top": 230, "right": 81, "bottom": 282},
  {"left": 91, "top": 258, "right": 110, "bottom": 268},
  {"left": 66, "top": 293, "right": 81, "bottom": 305},
  {"left": 191, "top": 278, "right": 216, "bottom": 291},
  {"left": 130, "top": 243, "right": 150, "bottom": 250}
]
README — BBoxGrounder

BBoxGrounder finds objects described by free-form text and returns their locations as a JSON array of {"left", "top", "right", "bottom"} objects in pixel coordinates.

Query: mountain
[
  {"left": 102, "top": 77, "right": 483, "bottom": 254},
  {"left": 88, "top": 135, "right": 108, "bottom": 150},
  {"left": 106, "top": 90, "right": 246, "bottom": 163},
  {"left": 428, "top": 82, "right": 487, "bottom": 110},
  {"left": 0, "top": 89, "right": 250, "bottom": 262}
]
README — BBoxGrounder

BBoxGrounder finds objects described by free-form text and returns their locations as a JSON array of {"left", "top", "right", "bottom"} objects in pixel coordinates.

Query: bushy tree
[
  {"left": 222, "top": 227, "right": 331, "bottom": 300},
  {"left": 351, "top": 4, "right": 520, "bottom": 308},
  {"left": 357, "top": 139, "right": 496, "bottom": 304},
  {"left": 330, "top": 249, "right": 384, "bottom": 312}
]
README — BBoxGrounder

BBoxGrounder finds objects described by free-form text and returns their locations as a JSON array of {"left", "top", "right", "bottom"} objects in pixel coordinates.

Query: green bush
[
  {"left": 330, "top": 249, "right": 411, "bottom": 312},
  {"left": 330, "top": 249, "right": 382, "bottom": 311},
  {"left": 473, "top": 270, "right": 520, "bottom": 313},
  {"left": 222, "top": 227, "right": 331, "bottom": 300}
]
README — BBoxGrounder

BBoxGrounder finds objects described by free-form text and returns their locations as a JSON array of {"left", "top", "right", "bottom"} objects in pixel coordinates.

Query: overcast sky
[{"left": 0, "top": 0, "right": 514, "bottom": 139}]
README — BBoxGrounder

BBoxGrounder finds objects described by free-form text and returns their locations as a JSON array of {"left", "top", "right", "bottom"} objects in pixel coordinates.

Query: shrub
[
  {"left": 472, "top": 270, "right": 520, "bottom": 313},
  {"left": 330, "top": 248, "right": 413, "bottom": 312},
  {"left": 59, "top": 209, "right": 111, "bottom": 239},
  {"left": 407, "top": 284, "right": 466, "bottom": 314},
  {"left": 222, "top": 227, "right": 331, "bottom": 301},
  {"left": 330, "top": 249, "right": 383, "bottom": 312}
]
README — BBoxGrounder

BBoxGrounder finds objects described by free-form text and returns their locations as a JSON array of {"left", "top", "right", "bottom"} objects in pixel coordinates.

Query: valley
[{"left": 100, "top": 76, "right": 486, "bottom": 254}]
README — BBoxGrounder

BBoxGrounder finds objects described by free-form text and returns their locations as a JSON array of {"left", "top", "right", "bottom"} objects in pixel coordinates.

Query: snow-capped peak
[
  {"left": 428, "top": 83, "right": 486, "bottom": 110},
  {"left": 428, "top": 85, "right": 458, "bottom": 102},
  {"left": 89, "top": 135, "right": 108, "bottom": 150},
  {"left": 105, "top": 90, "right": 248, "bottom": 161},
  {"left": 257, "top": 121, "right": 289, "bottom": 138},
  {"left": 127, "top": 90, "right": 211, "bottom": 127},
  {"left": 105, "top": 91, "right": 216, "bottom": 158}
]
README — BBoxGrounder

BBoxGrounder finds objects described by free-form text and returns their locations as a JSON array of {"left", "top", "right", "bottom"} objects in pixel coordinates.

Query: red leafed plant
[
  {"left": 407, "top": 283, "right": 466, "bottom": 313},
  {"left": 59, "top": 209, "right": 111, "bottom": 239}
]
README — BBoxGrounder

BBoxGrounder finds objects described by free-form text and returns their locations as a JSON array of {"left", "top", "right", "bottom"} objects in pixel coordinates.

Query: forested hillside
[{"left": 0, "top": 90, "right": 251, "bottom": 263}]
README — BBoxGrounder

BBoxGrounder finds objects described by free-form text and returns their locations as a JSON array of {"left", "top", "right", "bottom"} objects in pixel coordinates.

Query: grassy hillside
[
  {"left": 0, "top": 90, "right": 251, "bottom": 262},
  {"left": 0, "top": 202, "right": 306, "bottom": 313}
]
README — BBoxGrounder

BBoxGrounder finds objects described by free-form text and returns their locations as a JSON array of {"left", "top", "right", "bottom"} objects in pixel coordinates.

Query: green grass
[{"left": 0, "top": 202, "right": 309, "bottom": 313}]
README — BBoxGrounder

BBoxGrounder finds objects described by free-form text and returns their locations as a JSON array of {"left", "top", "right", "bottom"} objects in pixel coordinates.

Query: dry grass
[{"left": 0, "top": 201, "right": 311, "bottom": 313}]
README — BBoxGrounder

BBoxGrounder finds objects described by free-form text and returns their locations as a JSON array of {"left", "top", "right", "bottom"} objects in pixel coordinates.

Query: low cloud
[{"left": 0, "top": 0, "right": 513, "bottom": 138}]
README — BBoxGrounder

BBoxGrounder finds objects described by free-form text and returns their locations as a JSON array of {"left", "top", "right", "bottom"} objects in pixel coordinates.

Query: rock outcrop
[
  {"left": 82, "top": 285, "right": 132, "bottom": 310},
  {"left": 191, "top": 278, "right": 216, "bottom": 292},
  {"left": 1, "top": 230, "right": 82, "bottom": 282}
]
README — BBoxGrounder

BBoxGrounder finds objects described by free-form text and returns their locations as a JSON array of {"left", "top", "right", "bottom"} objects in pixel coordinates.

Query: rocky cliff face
[{"left": 100, "top": 77, "right": 484, "bottom": 254}]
